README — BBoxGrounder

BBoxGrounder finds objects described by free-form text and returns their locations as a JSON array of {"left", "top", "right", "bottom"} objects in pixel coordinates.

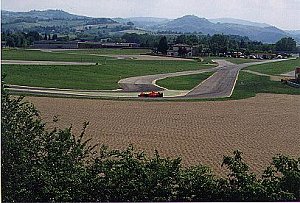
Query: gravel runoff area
[{"left": 26, "top": 93, "right": 300, "bottom": 176}]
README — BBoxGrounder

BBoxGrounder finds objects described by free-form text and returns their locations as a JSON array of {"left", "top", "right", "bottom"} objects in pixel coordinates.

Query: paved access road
[{"left": 184, "top": 60, "right": 238, "bottom": 98}]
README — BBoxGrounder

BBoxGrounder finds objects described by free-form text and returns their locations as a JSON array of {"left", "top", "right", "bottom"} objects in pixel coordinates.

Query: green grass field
[
  {"left": 156, "top": 72, "right": 214, "bottom": 90},
  {"left": 230, "top": 72, "right": 300, "bottom": 99},
  {"left": 223, "top": 57, "right": 260, "bottom": 64},
  {"left": 62, "top": 48, "right": 151, "bottom": 55},
  {"left": 157, "top": 59, "right": 300, "bottom": 99},
  {"left": 2, "top": 49, "right": 299, "bottom": 99},
  {"left": 1, "top": 49, "right": 109, "bottom": 63},
  {"left": 3, "top": 60, "right": 214, "bottom": 90},
  {"left": 3, "top": 49, "right": 262, "bottom": 65},
  {"left": 247, "top": 58, "right": 300, "bottom": 75},
  {"left": 1, "top": 48, "right": 151, "bottom": 62}
]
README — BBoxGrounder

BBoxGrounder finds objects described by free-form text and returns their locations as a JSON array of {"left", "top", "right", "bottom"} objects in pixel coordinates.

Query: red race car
[{"left": 138, "top": 91, "right": 163, "bottom": 98}]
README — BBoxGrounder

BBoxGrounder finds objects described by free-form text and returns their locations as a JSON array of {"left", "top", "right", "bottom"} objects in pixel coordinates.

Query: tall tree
[
  {"left": 52, "top": 34, "right": 58, "bottom": 40},
  {"left": 157, "top": 36, "right": 168, "bottom": 55},
  {"left": 275, "top": 37, "right": 297, "bottom": 52}
]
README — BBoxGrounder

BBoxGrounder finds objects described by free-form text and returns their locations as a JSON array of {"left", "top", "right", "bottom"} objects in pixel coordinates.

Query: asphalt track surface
[
  {"left": 184, "top": 60, "right": 238, "bottom": 98},
  {"left": 119, "top": 59, "right": 288, "bottom": 98},
  {"left": 5, "top": 59, "right": 290, "bottom": 99}
]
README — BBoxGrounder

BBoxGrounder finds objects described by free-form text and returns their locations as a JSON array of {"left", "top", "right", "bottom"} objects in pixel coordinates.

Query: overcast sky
[{"left": 2, "top": 0, "right": 300, "bottom": 30}]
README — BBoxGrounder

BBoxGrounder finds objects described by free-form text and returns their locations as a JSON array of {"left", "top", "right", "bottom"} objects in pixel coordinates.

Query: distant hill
[
  {"left": 1, "top": 9, "right": 117, "bottom": 33},
  {"left": 154, "top": 15, "right": 217, "bottom": 34},
  {"left": 2, "top": 10, "right": 299, "bottom": 43},
  {"left": 285, "top": 30, "right": 300, "bottom": 42},
  {"left": 209, "top": 18, "right": 270, "bottom": 28},
  {"left": 113, "top": 17, "right": 170, "bottom": 28},
  {"left": 157, "top": 15, "right": 213, "bottom": 32},
  {"left": 150, "top": 15, "right": 292, "bottom": 43},
  {"left": 1, "top": 9, "right": 87, "bottom": 21},
  {"left": 286, "top": 30, "right": 300, "bottom": 35}
]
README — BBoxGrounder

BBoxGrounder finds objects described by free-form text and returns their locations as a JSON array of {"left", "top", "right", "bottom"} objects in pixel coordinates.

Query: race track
[{"left": 5, "top": 58, "right": 291, "bottom": 99}]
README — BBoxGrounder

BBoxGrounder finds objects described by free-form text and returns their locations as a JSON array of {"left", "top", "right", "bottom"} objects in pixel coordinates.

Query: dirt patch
[{"left": 26, "top": 94, "right": 300, "bottom": 175}]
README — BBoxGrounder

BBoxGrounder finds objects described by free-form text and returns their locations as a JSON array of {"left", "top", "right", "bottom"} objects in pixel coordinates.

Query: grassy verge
[
  {"left": 247, "top": 58, "right": 300, "bottom": 75},
  {"left": 156, "top": 72, "right": 214, "bottom": 90},
  {"left": 1, "top": 49, "right": 109, "bottom": 63},
  {"left": 201, "top": 57, "right": 260, "bottom": 64},
  {"left": 223, "top": 57, "right": 260, "bottom": 64},
  {"left": 3, "top": 49, "right": 262, "bottom": 65},
  {"left": 230, "top": 72, "right": 300, "bottom": 100},
  {"left": 3, "top": 60, "right": 214, "bottom": 90}
]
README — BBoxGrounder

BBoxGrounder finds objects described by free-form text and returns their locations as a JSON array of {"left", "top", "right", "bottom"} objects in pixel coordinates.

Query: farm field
[
  {"left": 2, "top": 60, "right": 214, "bottom": 90},
  {"left": 25, "top": 93, "right": 300, "bottom": 175}
]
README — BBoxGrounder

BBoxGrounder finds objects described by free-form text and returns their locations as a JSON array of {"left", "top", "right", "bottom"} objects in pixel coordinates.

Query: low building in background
[
  {"left": 32, "top": 40, "right": 79, "bottom": 49},
  {"left": 32, "top": 40, "right": 140, "bottom": 49},
  {"left": 78, "top": 42, "right": 102, "bottom": 49},
  {"left": 78, "top": 42, "right": 139, "bottom": 49},
  {"left": 101, "top": 42, "right": 139, "bottom": 48},
  {"left": 167, "top": 44, "right": 198, "bottom": 57}
]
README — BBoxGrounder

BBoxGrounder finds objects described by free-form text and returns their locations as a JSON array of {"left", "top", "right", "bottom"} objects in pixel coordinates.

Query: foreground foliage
[{"left": 2, "top": 85, "right": 299, "bottom": 201}]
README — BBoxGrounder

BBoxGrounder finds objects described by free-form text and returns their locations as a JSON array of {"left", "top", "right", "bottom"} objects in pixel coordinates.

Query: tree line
[
  {"left": 156, "top": 34, "right": 298, "bottom": 56},
  {"left": 1, "top": 31, "right": 65, "bottom": 47},
  {"left": 2, "top": 30, "right": 298, "bottom": 55},
  {"left": 2, "top": 80, "right": 300, "bottom": 202}
]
